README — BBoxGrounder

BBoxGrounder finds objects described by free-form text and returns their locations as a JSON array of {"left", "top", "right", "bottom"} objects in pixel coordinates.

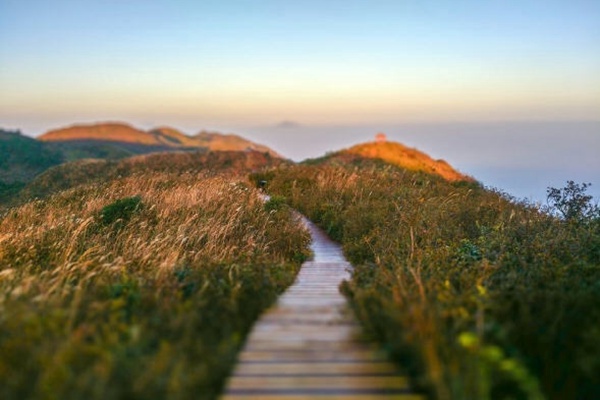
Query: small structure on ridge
[{"left": 375, "top": 132, "right": 387, "bottom": 143}]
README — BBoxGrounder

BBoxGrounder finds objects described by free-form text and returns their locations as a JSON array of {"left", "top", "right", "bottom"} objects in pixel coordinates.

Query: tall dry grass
[
  {"left": 0, "top": 171, "right": 310, "bottom": 399},
  {"left": 10, "top": 150, "right": 287, "bottom": 207}
]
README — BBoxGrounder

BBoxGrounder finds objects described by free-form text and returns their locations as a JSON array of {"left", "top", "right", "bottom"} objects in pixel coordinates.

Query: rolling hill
[
  {"left": 0, "top": 129, "right": 63, "bottom": 183},
  {"left": 306, "top": 139, "right": 474, "bottom": 182},
  {"left": 18, "top": 150, "right": 288, "bottom": 203},
  {"left": 344, "top": 141, "right": 473, "bottom": 182},
  {"left": 39, "top": 122, "right": 281, "bottom": 159},
  {"left": 0, "top": 129, "right": 65, "bottom": 202}
]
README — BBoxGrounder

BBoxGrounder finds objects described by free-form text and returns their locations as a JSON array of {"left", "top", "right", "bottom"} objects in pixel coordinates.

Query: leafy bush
[
  {"left": 547, "top": 181, "right": 600, "bottom": 223},
  {"left": 100, "top": 195, "right": 142, "bottom": 226},
  {"left": 264, "top": 195, "right": 287, "bottom": 212}
]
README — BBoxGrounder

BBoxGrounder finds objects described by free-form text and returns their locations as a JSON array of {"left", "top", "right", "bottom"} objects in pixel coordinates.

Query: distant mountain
[
  {"left": 41, "top": 122, "right": 166, "bottom": 145},
  {"left": 274, "top": 120, "right": 303, "bottom": 129},
  {"left": 39, "top": 122, "right": 281, "bottom": 158},
  {"left": 343, "top": 141, "right": 474, "bottom": 182}
]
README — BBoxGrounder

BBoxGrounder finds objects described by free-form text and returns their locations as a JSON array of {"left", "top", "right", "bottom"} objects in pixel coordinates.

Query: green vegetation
[
  {"left": 0, "top": 169, "right": 310, "bottom": 399},
  {"left": 3, "top": 150, "right": 287, "bottom": 208},
  {"left": 99, "top": 196, "right": 143, "bottom": 226},
  {"left": 0, "top": 182, "right": 25, "bottom": 204},
  {"left": 0, "top": 129, "right": 64, "bottom": 203},
  {"left": 0, "top": 129, "right": 64, "bottom": 179},
  {"left": 47, "top": 141, "right": 138, "bottom": 161},
  {"left": 257, "top": 160, "right": 600, "bottom": 400}
]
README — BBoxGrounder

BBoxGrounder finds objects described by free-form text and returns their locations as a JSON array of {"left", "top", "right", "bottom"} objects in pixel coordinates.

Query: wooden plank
[
  {"left": 238, "top": 350, "right": 386, "bottom": 362},
  {"left": 223, "top": 395, "right": 424, "bottom": 400},
  {"left": 258, "top": 317, "right": 359, "bottom": 326},
  {"left": 234, "top": 361, "right": 400, "bottom": 376},
  {"left": 250, "top": 326, "right": 357, "bottom": 336},
  {"left": 242, "top": 342, "right": 376, "bottom": 351},
  {"left": 226, "top": 376, "right": 409, "bottom": 390}
]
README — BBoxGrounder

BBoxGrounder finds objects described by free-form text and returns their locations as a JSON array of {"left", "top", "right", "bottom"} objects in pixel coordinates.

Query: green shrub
[
  {"left": 264, "top": 195, "right": 287, "bottom": 212},
  {"left": 547, "top": 181, "right": 599, "bottom": 223},
  {"left": 100, "top": 195, "right": 142, "bottom": 226}
]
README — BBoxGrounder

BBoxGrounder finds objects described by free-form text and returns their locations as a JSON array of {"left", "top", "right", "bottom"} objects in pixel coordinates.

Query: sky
[{"left": 1, "top": 0, "right": 599, "bottom": 201}]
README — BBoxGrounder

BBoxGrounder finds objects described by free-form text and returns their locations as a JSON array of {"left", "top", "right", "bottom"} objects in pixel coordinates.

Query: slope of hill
[
  {"left": 0, "top": 129, "right": 64, "bottom": 183},
  {"left": 17, "top": 150, "right": 287, "bottom": 204},
  {"left": 0, "top": 129, "right": 64, "bottom": 203},
  {"left": 40, "top": 122, "right": 160, "bottom": 145},
  {"left": 39, "top": 122, "right": 281, "bottom": 158},
  {"left": 342, "top": 141, "right": 474, "bottom": 182},
  {"left": 194, "top": 131, "right": 279, "bottom": 155},
  {"left": 149, "top": 126, "right": 200, "bottom": 146},
  {"left": 258, "top": 162, "right": 600, "bottom": 400},
  {"left": 0, "top": 161, "right": 309, "bottom": 398}
]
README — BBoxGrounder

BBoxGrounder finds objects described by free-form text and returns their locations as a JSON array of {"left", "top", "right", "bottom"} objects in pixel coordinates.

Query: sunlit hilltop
[
  {"left": 344, "top": 136, "right": 474, "bottom": 182},
  {"left": 39, "top": 122, "right": 281, "bottom": 158}
]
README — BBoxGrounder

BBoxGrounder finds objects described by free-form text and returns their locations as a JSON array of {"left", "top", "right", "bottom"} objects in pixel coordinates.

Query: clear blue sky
[{"left": 1, "top": 0, "right": 599, "bottom": 135}]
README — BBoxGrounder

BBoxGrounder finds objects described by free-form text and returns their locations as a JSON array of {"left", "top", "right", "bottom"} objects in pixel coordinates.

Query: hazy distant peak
[
  {"left": 275, "top": 121, "right": 303, "bottom": 129},
  {"left": 344, "top": 141, "right": 474, "bottom": 182}
]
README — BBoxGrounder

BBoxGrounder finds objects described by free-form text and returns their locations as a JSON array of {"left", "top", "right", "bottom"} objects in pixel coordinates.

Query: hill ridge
[
  {"left": 39, "top": 121, "right": 281, "bottom": 157},
  {"left": 342, "top": 140, "right": 474, "bottom": 182}
]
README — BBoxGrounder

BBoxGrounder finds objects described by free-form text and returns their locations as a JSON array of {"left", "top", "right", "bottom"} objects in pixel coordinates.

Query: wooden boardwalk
[{"left": 221, "top": 219, "right": 423, "bottom": 400}]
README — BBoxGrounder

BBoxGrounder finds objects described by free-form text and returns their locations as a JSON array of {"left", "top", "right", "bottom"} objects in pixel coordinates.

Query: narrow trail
[{"left": 221, "top": 218, "right": 423, "bottom": 400}]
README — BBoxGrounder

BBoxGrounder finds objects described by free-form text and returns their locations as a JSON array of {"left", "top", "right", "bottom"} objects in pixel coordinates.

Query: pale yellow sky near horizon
[{"left": 2, "top": 1, "right": 599, "bottom": 131}]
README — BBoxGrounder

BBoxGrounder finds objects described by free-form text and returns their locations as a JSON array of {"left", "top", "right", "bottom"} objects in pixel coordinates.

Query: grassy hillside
[
  {"left": 309, "top": 140, "right": 473, "bottom": 182},
  {"left": 46, "top": 140, "right": 156, "bottom": 162},
  {"left": 15, "top": 150, "right": 286, "bottom": 205},
  {"left": 0, "top": 167, "right": 310, "bottom": 399},
  {"left": 0, "top": 129, "right": 64, "bottom": 203},
  {"left": 40, "top": 122, "right": 165, "bottom": 145},
  {"left": 255, "top": 159, "right": 600, "bottom": 399},
  {"left": 194, "top": 131, "right": 279, "bottom": 155},
  {"left": 0, "top": 129, "right": 64, "bottom": 182}
]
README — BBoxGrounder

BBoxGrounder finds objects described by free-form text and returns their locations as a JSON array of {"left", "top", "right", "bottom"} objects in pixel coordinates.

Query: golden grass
[
  {"left": 1, "top": 172, "right": 305, "bottom": 294},
  {"left": 344, "top": 141, "right": 474, "bottom": 182},
  {"left": 0, "top": 170, "right": 310, "bottom": 399}
]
